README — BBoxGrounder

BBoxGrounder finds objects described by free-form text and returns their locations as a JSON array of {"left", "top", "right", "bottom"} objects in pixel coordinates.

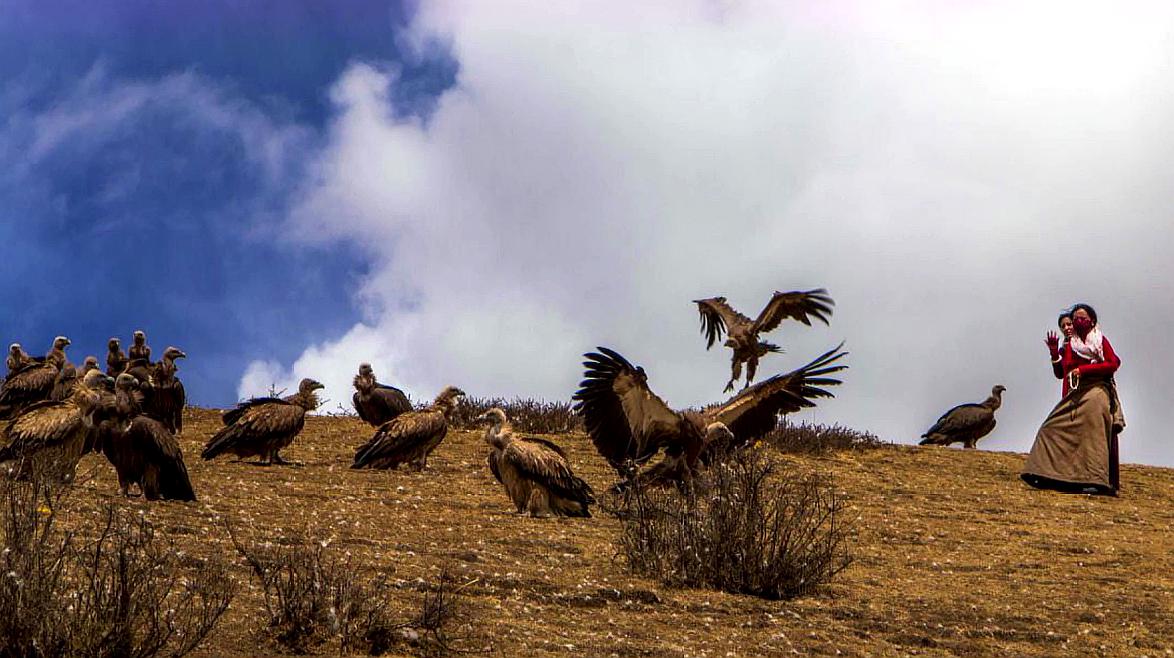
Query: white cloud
[{"left": 251, "top": 1, "right": 1174, "bottom": 466}]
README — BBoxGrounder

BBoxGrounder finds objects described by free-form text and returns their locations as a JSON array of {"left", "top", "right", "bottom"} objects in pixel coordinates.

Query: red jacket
[{"left": 1052, "top": 335, "right": 1120, "bottom": 397}]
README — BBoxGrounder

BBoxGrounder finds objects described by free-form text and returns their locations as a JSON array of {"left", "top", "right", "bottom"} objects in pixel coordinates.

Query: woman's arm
[{"left": 1077, "top": 336, "right": 1121, "bottom": 377}]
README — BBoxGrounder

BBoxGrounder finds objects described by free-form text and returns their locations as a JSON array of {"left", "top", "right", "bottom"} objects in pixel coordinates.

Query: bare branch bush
[
  {"left": 761, "top": 419, "right": 886, "bottom": 455},
  {"left": 616, "top": 448, "right": 853, "bottom": 600},
  {"left": 448, "top": 397, "right": 581, "bottom": 434}
]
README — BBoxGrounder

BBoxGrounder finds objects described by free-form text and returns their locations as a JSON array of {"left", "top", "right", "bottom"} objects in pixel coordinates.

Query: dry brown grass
[{"left": 29, "top": 407, "right": 1174, "bottom": 657}]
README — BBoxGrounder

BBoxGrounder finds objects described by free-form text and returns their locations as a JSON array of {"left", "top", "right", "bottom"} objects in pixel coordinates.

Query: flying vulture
[
  {"left": 201, "top": 378, "right": 324, "bottom": 465},
  {"left": 919, "top": 385, "right": 1006, "bottom": 449},
  {"left": 573, "top": 344, "right": 847, "bottom": 490},
  {"left": 0, "top": 369, "right": 108, "bottom": 480},
  {"left": 96, "top": 374, "right": 195, "bottom": 501},
  {"left": 352, "top": 363, "right": 412, "bottom": 427},
  {"left": 478, "top": 407, "right": 594, "bottom": 517},
  {"left": 351, "top": 386, "right": 464, "bottom": 470},
  {"left": 694, "top": 289, "right": 834, "bottom": 392},
  {"left": 106, "top": 337, "right": 128, "bottom": 376},
  {"left": 142, "top": 346, "right": 186, "bottom": 434}
]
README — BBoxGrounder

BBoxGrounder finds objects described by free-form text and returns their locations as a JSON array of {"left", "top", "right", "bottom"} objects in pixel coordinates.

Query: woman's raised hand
[{"left": 1045, "top": 331, "right": 1060, "bottom": 357}]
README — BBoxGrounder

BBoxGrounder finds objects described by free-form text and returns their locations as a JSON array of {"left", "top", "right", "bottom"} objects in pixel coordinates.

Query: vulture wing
[
  {"left": 128, "top": 416, "right": 195, "bottom": 501},
  {"left": 572, "top": 347, "right": 686, "bottom": 470},
  {"left": 487, "top": 448, "right": 503, "bottom": 484},
  {"left": 694, "top": 298, "right": 752, "bottom": 349},
  {"left": 504, "top": 440, "right": 595, "bottom": 508},
  {"left": 351, "top": 410, "right": 446, "bottom": 469},
  {"left": 0, "top": 362, "right": 59, "bottom": 416},
  {"left": 708, "top": 344, "right": 847, "bottom": 442},
  {"left": 0, "top": 401, "right": 83, "bottom": 461},
  {"left": 922, "top": 404, "right": 990, "bottom": 439},
  {"left": 143, "top": 378, "right": 185, "bottom": 434},
  {"left": 202, "top": 400, "right": 304, "bottom": 460},
  {"left": 752, "top": 289, "right": 835, "bottom": 334}
]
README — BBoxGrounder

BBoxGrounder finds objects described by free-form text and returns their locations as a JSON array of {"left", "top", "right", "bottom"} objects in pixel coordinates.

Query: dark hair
[
  {"left": 1056, "top": 311, "right": 1071, "bottom": 328},
  {"left": 1069, "top": 303, "right": 1098, "bottom": 325}
]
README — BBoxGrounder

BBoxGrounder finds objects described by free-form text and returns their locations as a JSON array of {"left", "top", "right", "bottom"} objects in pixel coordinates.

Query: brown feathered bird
[
  {"left": 694, "top": 289, "right": 834, "bottom": 392},
  {"left": 478, "top": 407, "right": 594, "bottom": 517},
  {"left": 351, "top": 386, "right": 464, "bottom": 470},
  {"left": 142, "top": 346, "right": 186, "bottom": 434},
  {"left": 106, "top": 337, "right": 128, "bottom": 376},
  {"left": 6, "top": 343, "right": 35, "bottom": 374},
  {"left": 80, "top": 356, "right": 99, "bottom": 375},
  {"left": 0, "top": 369, "right": 108, "bottom": 480},
  {"left": 573, "top": 344, "right": 846, "bottom": 491},
  {"left": 352, "top": 363, "right": 412, "bottom": 427},
  {"left": 125, "top": 331, "right": 152, "bottom": 382},
  {"left": 919, "top": 385, "right": 1006, "bottom": 449},
  {"left": 96, "top": 373, "right": 195, "bottom": 500},
  {"left": 45, "top": 336, "right": 72, "bottom": 370},
  {"left": 0, "top": 344, "right": 64, "bottom": 420},
  {"left": 201, "top": 378, "right": 324, "bottom": 465}
]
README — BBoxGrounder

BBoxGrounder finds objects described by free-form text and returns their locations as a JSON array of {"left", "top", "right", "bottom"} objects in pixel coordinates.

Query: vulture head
[
  {"left": 705, "top": 422, "right": 734, "bottom": 443},
  {"left": 162, "top": 346, "right": 186, "bottom": 363},
  {"left": 298, "top": 378, "right": 326, "bottom": 394},
  {"left": 8, "top": 343, "right": 22, "bottom": 358},
  {"left": 82, "top": 356, "right": 99, "bottom": 372},
  {"left": 476, "top": 407, "right": 510, "bottom": 448},
  {"left": 132, "top": 330, "right": 146, "bottom": 345},
  {"left": 433, "top": 386, "right": 466, "bottom": 412},
  {"left": 53, "top": 336, "right": 71, "bottom": 351},
  {"left": 357, "top": 362, "right": 375, "bottom": 378},
  {"left": 115, "top": 373, "right": 140, "bottom": 392},
  {"left": 108, "top": 337, "right": 121, "bottom": 350},
  {"left": 993, "top": 385, "right": 1007, "bottom": 395},
  {"left": 82, "top": 369, "right": 111, "bottom": 390},
  {"left": 353, "top": 363, "right": 376, "bottom": 393}
]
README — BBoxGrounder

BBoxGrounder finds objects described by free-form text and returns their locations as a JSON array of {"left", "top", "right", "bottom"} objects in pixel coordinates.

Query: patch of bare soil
[{"left": 56, "top": 409, "right": 1174, "bottom": 657}]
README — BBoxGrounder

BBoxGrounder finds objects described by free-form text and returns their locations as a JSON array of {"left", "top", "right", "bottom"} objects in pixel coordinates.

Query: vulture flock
[{"left": 0, "top": 287, "right": 1004, "bottom": 516}]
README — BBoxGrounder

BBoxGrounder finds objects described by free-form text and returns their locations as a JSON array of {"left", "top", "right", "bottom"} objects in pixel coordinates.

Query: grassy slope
[{"left": 57, "top": 408, "right": 1173, "bottom": 657}]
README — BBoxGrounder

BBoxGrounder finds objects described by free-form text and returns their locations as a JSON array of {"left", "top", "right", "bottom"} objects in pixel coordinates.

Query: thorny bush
[
  {"left": 0, "top": 465, "right": 236, "bottom": 658},
  {"left": 761, "top": 419, "right": 885, "bottom": 455},
  {"left": 448, "top": 396, "right": 581, "bottom": 434},
  {"left": 616, "top": 448, "right": 853, "bottom": 600}
]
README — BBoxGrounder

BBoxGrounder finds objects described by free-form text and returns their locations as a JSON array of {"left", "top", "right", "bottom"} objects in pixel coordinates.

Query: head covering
[{"left": 1069, "top": 326, "right": 1105, "bottom": 363}]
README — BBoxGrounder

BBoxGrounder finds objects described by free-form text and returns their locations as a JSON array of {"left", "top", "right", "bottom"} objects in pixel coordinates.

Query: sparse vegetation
[
  {"left": 761, "top": 419, "right": 886, "bottom": 454},
  {"left": 0, "top": 467, "right": 235, "bottom": 658},
  {"left": 449, "top": 396, "right": 581, "bottom": 434},
  {"left": 616, "top": 448, "right": 853, "bottom": 600}
]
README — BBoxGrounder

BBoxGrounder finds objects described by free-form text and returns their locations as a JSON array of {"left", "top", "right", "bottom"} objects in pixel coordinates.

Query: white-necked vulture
[
  {"left": 919, "top": 385, "right": 1006, "bottom": 449},
  {"left": 352, "top": 362, "right": 412, "bottom": 427},
  {"left": 0, "top": 369, "right": 108, "bottom": 480},
  {"left": 573, "top": 344, "right": 847, "bottom": 490},
  {"left": 142, "top": 346, "right": 186, "bottom": 434},
  {"left": 106, "top": 337, "right": 128, "bottom": 376},
  {"left": 478, "top": 407, "right": 594, "bottom": 517},
  {"left": 351, "top": 386, "right": 464, "bottom": 470},
  {"left": 201, "top": 378, "right": 324, "bottom": 465},
  {"left": 7, "top": 343, "right": 34, "bottom": 374},
  {"left": 694, "top": 289, "right": 834, "bottom": 392},
  {"left": 97, "top": 374, "right": 195, "bottom": 501},
  {"left": 45, "top": 336, "right": 72, "bottom": 370}
]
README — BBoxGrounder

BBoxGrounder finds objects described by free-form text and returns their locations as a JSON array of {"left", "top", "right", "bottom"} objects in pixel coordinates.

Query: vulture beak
[
  {"left": 175, "top": 350, "right": 187, "bottom": 359},
  {"left": 474, "top": 412, "right": 488, "bottom": 423}
]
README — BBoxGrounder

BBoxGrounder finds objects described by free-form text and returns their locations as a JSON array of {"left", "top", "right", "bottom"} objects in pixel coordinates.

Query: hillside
[{"left": 46, "top": 409, "right": 1174, "bottom": 657}]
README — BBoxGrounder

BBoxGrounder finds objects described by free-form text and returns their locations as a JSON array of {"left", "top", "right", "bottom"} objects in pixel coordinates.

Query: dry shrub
[
  {"left": 0, "top": 467, "right": 236, "bottom": 658},
  {"left": 761, "top": 419, "right": 885, "bottom": 455},
  {"left": 616, "top": 449, "right": 852, "bottom": 600},
  {"left": 449, "top": 397, "right": 581, "bottom": 434},
  {"left": 229, "top": 527, "right": 476, "bottom": 656}
]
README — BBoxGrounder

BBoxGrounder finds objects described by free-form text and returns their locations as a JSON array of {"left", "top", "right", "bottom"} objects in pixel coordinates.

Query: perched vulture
[
  {"left": 81, "top": 356, "right": 99, "bottom": 375},
  {"left": 478, "top": 408, "right": 594, "bottom": 517},
  {"left": 50, "top": 363, "right": 79, "bottom": 402},
  {"left": 142, "top": 346, "right": 186, "bottom": 434},
  {"left": 106, "top": 337, "right": 128, "bottom": 376},
  {"left": 694, "top": 289, "right": 834, "bottom": 392},
  {"left": 351, "top": 386, "right": 464, "bottom": 470},
  {"left": 0, "top": 370, "right": 108, "bottom": 480},
  {"left": 97, "top": 374, "right": 195, "bottom": 501},
  {"left": 919, "top": 385, "right": 1006, "bottom": 449},
  {"left": 352, "top": 363, "right": 412, "bottom": 427},
  {"left": 128, "top": 330, "right": 151, "bottom": 362},
  {"left": 573, "top": 344, "right": 846, "bottom": 491},
  {"left": 201, "top": 378, "right": 324, "bottom": 465},
  {"left": 45, "top": 336, "right": 72, "bottom": 370},
  {"left": 6, "top": 343, "right": 34, "bottom": 374},
  {"left": 0, "top": 362, "right": 60, "bottom": 420}
]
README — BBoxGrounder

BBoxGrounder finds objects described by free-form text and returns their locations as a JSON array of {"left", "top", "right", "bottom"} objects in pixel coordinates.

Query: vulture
[
  {"left": 919, "top": 385, "right": 1006, "bottom": 449},
  {"left": 694, "top": 289, "right": 834, "bottom": 392},
  {"left": 106, "top": 337, "right": 128, "bottom": 376},
  {"left": 45, "top": 336, "right": 72, "bottom": 370},
  {"left": 573, "top": 344, "right": 847, "bottom": 491},
  {"left": 125, "top": 331, "right": 152, "bottom": 382},
  {"left": 50, "top": 363, "right": 79, "bottom": 402},
  {"left": 352, "top": 363, "right": 412, "bottom": 427},
  {"left": 478, "top": 408, "right": 594, "bottom": 517},
  {"left": 0, "top": 339, "right": 68, "bottom": 419},
  {"left": 201, "top": 378, "right": 324, "bottom": 465},
  {"left": 0, "top": 369, "right": 108, "bottom": 480},
  {"left": 97, "top": 374, "right": 195, "bottom": 501},
  {"left": 351, "top": 386, "right": 465, "bottom": 470},
  {"left": 80, "top": 356, "right": 100, "bottom": 375},
  {"left": 7, "top": 343, "right": 34, "bottom": 374},
  {"left": 142, "top": 346, "right": 186, "bottom": 434}
]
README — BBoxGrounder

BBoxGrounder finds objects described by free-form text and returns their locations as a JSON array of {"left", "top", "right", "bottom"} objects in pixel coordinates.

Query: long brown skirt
[{"left": 1021, "top": 382, "right": 1119, "bottom": 495}]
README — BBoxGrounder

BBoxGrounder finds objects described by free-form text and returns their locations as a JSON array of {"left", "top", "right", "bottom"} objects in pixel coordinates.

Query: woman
[
  {"left": 1046, "top": 312, "right": 1075, "bottom": 393},
  {"left": 1022, "top": 304, "right": 1123, "bottom": 495}
]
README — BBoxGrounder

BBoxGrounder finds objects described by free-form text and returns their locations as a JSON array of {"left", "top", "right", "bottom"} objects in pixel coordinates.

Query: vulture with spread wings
[
  {"left": 478, "top": 407, "right": 594, "bottom": 517},
  {"left": 573, "top": 344, "right": 846, "bottom": 491},
  {"left": 694, "top": 289, "right": 834, "bottom": 392}
]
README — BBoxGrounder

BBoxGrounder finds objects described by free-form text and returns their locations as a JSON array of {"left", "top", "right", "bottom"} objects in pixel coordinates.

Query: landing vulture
[
  {"left": 919, "top": 385, "right": 1006, "bottom": 449},
  {"left": 201, "top": 378, "right": 324, "bottom": 465},
  {"left": 351, "top": 386, "right": 464, "bottom": 470},
  {"left": 0, "top": 370, "right": 108, "bottom": 480},
  {"left": 97, "top": 374, "right": 195, "bottom": 501},
  {"left": 142, "top": 346, "right": 186, "bottom": 434},
  {"left": 106, "top": 338, "right": 128, "bottom": 376},
  {"left": 478, "top": 408, "right": 594, "bottom": 517},
  {"left": 694, "top": 289, "right": 834, "bottom": 392},
  {"left": 352, "top": 363, "right": 412, "bottom": 427},
  {"left": 573, "top": 344, "right": 847, "bottom": 490}
]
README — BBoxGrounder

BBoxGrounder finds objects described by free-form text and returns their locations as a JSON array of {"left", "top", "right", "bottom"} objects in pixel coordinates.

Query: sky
[{"left": 3, "top": 1, "right": 1172, "bottom": 467}]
